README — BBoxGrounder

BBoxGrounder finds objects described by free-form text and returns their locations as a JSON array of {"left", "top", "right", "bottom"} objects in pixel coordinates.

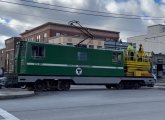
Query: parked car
[
  {"left": 0, "top": 67, "right": 4, "bottom": 77},
  {"left": 0, "top": 77, "right": 7, "bottom": 89}
]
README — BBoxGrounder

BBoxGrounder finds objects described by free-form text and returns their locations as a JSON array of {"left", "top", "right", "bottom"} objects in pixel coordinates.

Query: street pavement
[
  {"left": 0, "top": 85, "right": 164, "bottom": 100},
  {"left": 0, "top": 88, "right": 34, "bottom": 100},
  {"left": 1, "top": 86, "right": 165, "bottom": 120}
]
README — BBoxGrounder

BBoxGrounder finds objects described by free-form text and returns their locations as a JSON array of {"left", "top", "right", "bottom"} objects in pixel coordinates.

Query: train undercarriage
[{"left": 18, "top": 76, "right": 155, "bottom": 91}]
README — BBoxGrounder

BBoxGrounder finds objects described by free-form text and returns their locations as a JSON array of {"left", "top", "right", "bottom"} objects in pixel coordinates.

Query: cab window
[
  {"left": 32, "top": 46, "right": 45, "bottom": 57},
  {"left": 112, "top": 52, "right": 122, "bottom": 64}
]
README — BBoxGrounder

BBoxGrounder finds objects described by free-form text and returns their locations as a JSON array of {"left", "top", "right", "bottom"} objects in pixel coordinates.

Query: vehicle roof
[{"left": 21, "top": 41, "right": 123, "bottom": 53}]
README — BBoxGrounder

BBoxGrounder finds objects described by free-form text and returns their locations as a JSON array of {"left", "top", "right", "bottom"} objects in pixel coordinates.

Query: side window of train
[
  {"left": 112, "top": 52, "right": 117, "bottom": 63},
  {"left": 32, "top": 46, "right": 45, "bottom": 58},
  {"left": 77, "top": 52, "right": 87, "bottom": 61},
  {"left": 117, "top": 53, "right": 122, "bottom": 64},
  {"left": 112, "top": 52, "right": 122, "bottom": 64}
]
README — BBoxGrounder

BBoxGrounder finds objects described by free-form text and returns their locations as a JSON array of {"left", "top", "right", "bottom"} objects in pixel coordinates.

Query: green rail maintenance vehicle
[{"left": 14, "top": 41, "right": 156, "bottom": 91}]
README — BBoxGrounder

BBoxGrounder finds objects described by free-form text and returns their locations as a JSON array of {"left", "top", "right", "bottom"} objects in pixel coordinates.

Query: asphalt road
[{"left": 1, "top": 86, "right": 165, "bottom": 120}]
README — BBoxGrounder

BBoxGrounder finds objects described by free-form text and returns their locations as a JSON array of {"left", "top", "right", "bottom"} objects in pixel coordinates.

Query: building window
[
  {"left": 98, "top": 41, "right": 102, "bottom": 45},
  {"left": 67, "top": 43, "right": 73, "bottom": 46},
  {"left": 11, "top": 64, "right": 14, "bottom": 72},
  {"left": 36, "top": 35, "right": 41, "bottom": 42},
  {"left": 10, "top": 53, "right": 14, "bottom": 60},
  {"left": 157, "top": 59, "right": 163, "bottom": 63},
  {"left": 35, "top": 38, "right": 37, "bottom": 42},
  {"left": 79, "top": 44, "right": 87, "bottom": 48},
  {"left": 105, "top": 38, "right": 111, "bottom": 41},
  {"left": 36, "top": 36, "right": 39, "bottom": 42},
  {"left": 62, "top": 33, "right": 68, "bottom": 36},
  {"left": 44, "top": 33, "right": 47, "bottom": 38},
  {"left": 89, "top": 40, "right": 93, "bottom": 44},
  {"left": 163, "top": 27, "right": 165, "bottom": 32},
  {"left": 38, "top": 35, "right": 41, "bottom": 42},
  {"left": 97, "top": 46, "right": 102, "bottom": 49},
  {"left": 77, "top": 52, "right": 87, "bottom": 61},
  {"left": 88, "top": 45, "right": 94, "bottom": 48},
  {"left": 68, "top": 38, "right": 72, "bottom": 43},
  {"left": 32, "top": 46, "right": 45, "bottom": 57},
  {"left": 56, "top": 33, "right": 61, "bottom": 36},
  {"left": 6, "top": 53, "right": 9, "bottom": 70}
]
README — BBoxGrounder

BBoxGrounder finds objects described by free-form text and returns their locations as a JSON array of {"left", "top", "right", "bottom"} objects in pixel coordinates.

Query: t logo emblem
[{"left": 76, "top": 68, "right": 82, "bottom": 75}]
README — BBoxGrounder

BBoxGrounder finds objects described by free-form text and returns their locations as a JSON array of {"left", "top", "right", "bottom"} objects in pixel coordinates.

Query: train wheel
[
  {"left": 116, "top": 82, "right": 124, "bottom": 90},
  {"left": 57, "top": 81, "right": 71, "bottom": 91},
  {"left": 105, "top": 84, "right": 112, "bottom": 89},
  {"left": 62, "top": 81, "right": 71, "bottom": 91},
  {"left": 26, "top": 86, "right": 34, "bottom": 91},
  {"left": 34, "top": 80, "right": 45, "bottom": 91},
  {"left": 25, "top": 84, "right": 35, "bottom": 91},
  {"left": 133, "top": 83, "right": 141, "bottom": 89},
  {"left": 148, "top": 84, "right": 154, "bottom": 87}
]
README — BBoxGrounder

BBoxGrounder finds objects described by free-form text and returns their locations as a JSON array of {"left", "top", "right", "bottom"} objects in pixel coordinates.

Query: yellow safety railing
[
  {"left": 124, "top": 50, "right": 152, "bottom": 77},
  {"left": 124, "top": 50, "right": 152, "bottom": 63}
]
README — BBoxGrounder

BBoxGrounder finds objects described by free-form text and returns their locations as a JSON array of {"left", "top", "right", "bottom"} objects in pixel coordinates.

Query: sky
[{"left": 0, "top": 0, "right": 165, "bottom": 48}]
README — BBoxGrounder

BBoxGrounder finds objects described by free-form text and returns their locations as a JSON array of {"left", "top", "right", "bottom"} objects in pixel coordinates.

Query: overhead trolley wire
[
  {"left": 0, "top": 10, "right": 147, "bottom": 33},
  {"left": 0, "top": 9, "right": 68, "bottom": 22},
  {"left": 0, "top": 0, "right": 165, "bottom": 20},
  {"left": 19, "top": 0, "right": 165, "bottom": 19}
]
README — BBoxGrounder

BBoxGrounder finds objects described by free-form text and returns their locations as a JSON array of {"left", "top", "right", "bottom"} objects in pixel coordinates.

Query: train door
[
  {"left": 157, "top": 64, "right": 163, "bottom": 78},
  {"left": 15, "top": 41, "right": 26, "bottom": 74},
  {"left": 112, "top": 51, "right": 124, "bottom": 76},
  {"left": 15, "top": 42, "right": 21, "bottom": 74}
]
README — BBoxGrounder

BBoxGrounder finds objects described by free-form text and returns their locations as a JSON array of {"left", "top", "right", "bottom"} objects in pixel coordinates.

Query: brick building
[
  {"left": 0, "top": 37, "right": 21, "bottom": 73},
  {"left": 20, "top": 22, "right": 120, "bottom": 48},
  {"left": 0, "top": 48, "right": 6, "bottom": 69},
  {"left": 49, "top": 35, "right": 105, "bottom": 49},
  {"left": 0, "top": 22, "right": 120, "bottom": 73}
]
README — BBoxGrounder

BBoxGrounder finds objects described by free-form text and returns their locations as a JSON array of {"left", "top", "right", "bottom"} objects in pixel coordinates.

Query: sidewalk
[
  {"left": 154, "top": 83, "right": 165, "bottom": 89},
  {"left": 0, "top": 88, "right": 34, "bottom": 100}
]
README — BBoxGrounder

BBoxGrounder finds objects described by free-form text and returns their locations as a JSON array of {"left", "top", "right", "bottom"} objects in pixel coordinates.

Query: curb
[
  {"left": 154, "top": 85, "right": 165, "bottom": 89},
  {"left": 0, "top": 91, "right": 35, "bottom": 100}
]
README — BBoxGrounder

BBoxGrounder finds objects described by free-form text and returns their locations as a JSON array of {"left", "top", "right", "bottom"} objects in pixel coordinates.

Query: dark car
[{"left": 0, "top": 67, "right": 4, "bottom": 89}]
